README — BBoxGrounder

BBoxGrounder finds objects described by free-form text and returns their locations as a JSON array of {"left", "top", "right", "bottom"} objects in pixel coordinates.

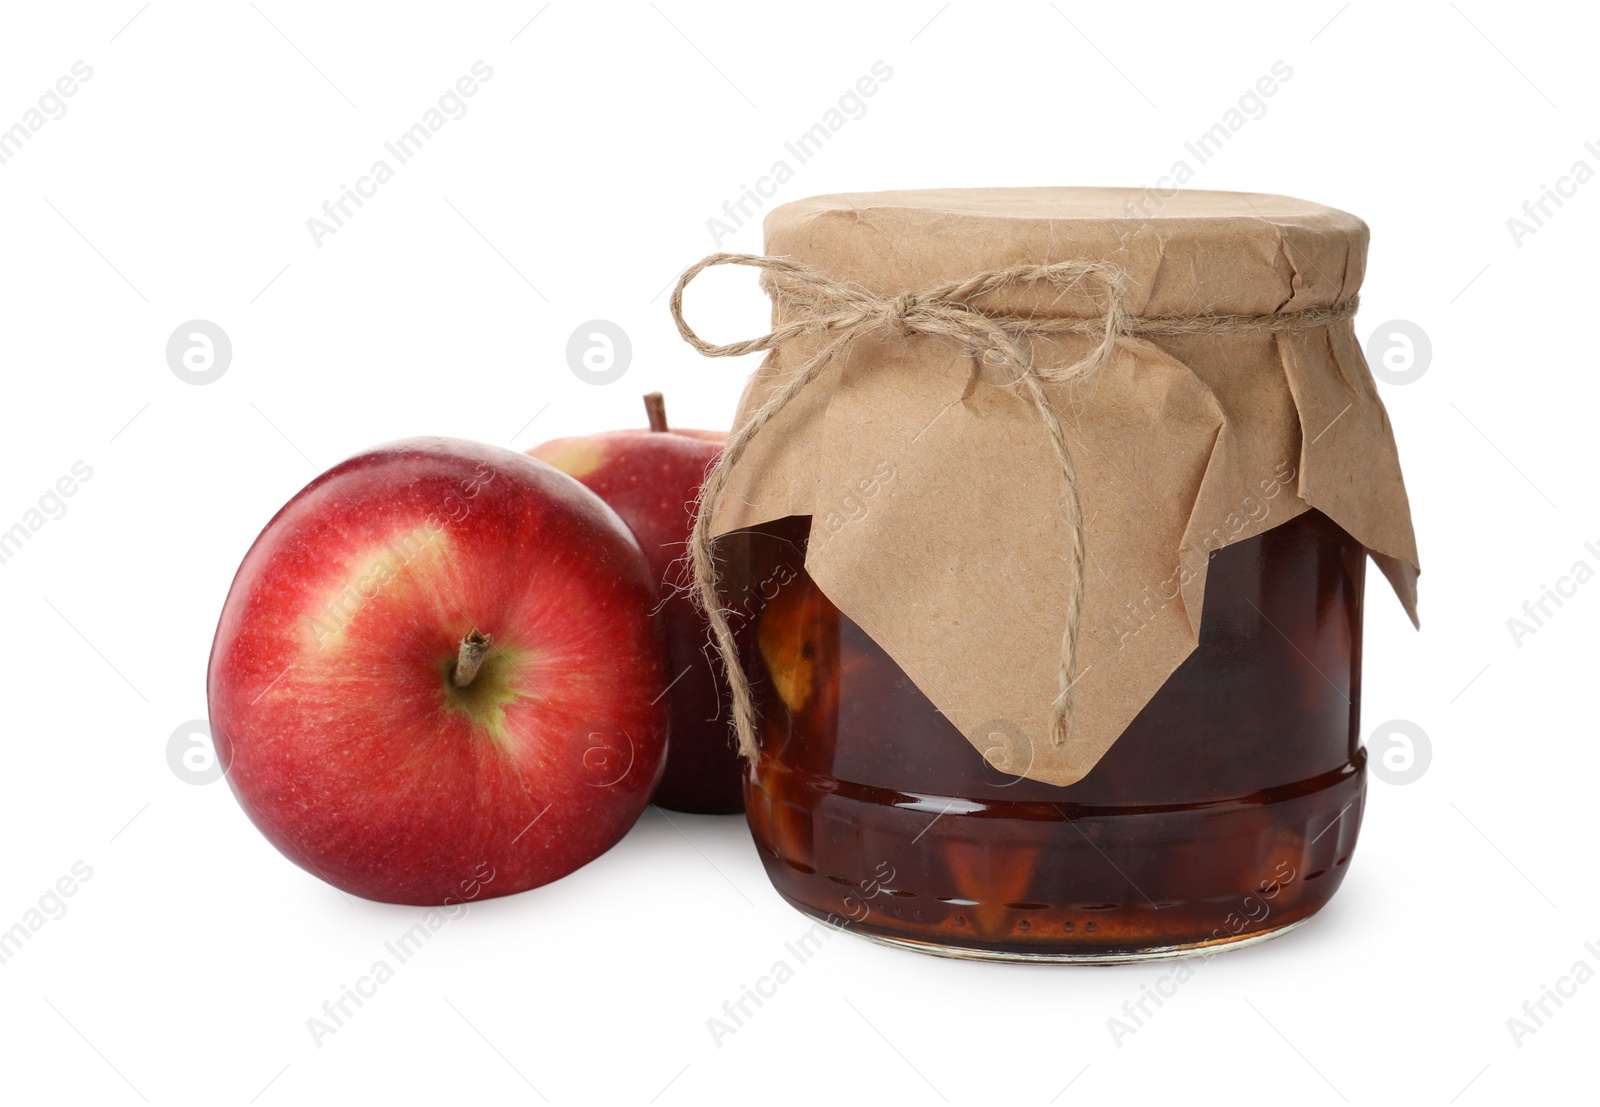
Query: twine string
[{"left": 669, "top": 251, "right": 1356, "bottom": 763}]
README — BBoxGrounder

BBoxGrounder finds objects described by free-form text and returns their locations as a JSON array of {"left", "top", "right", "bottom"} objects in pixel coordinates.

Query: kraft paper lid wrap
[{"left": 699, "top": 187, "right": 1419, "bottom": 787}]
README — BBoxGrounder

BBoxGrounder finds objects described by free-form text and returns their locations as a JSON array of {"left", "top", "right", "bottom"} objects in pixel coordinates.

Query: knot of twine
[{"left": 669, "top": 251, "right": 1358, "bottom": 765}]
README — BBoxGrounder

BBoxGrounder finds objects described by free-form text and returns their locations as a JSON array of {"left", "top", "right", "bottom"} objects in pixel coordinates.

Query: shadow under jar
[{"left": 723, "top": 508, "right": 1366, "bottom": 962}]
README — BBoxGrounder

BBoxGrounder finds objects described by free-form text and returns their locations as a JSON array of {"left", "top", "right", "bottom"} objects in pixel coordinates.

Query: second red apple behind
[{"left": 529, "top": 394, "right": 742, "bottom": 814}]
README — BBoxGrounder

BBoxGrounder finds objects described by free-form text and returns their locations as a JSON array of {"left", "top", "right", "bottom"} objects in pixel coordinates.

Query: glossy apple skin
[
  {"left": 529, "top": 426, "right": 743, "bottom": 814},
  {"left": 207, "top": 438, "right": 668, "bottom": 905}
]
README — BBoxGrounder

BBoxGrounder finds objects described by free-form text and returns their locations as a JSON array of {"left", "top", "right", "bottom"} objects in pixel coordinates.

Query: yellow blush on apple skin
[
  {"left": 532, "top": 438, "right": 606, "bottom": 480},
  {"left": 301, "top": 523, "right": 454, "bottom": 653}
]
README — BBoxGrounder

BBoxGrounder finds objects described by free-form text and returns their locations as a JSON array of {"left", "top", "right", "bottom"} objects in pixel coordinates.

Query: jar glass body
[{"left": 723, "top": 509, "right": 1367, "bottom": 962}]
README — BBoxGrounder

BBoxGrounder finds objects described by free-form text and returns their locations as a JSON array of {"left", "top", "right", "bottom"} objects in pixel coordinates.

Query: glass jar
[{"left": 723, "top": 507, "right": 1366, "bottom": 962}]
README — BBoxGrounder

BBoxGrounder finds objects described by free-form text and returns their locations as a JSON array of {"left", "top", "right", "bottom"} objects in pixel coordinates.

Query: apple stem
[
  {"left": 644, "top": 391, "right": 669, "bottom": 433},
  {"left": 452, "top": 629, "right": 492, "bottom": 688}
]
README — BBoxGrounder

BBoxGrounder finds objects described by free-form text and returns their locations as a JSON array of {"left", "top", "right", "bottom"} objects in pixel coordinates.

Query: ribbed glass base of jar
[
  {"left": 746, "top": 757, "right": 1364, "bottom": 963},
  {"left": 803, "top": 909, "right": 1312, "bottom": 964}
]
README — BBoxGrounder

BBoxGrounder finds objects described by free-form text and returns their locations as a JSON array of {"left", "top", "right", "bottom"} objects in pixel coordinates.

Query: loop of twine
[{"left": 669, "top": 251, "right": 1358, "bottom": 765}]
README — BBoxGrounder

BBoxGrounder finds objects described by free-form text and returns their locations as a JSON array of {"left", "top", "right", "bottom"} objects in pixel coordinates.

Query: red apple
[
  {"left": 529, "top": 394, "right": 742, "bottom": 814},
  {"left": 207, "top": 437, "right": 668, "bottom": 905}
]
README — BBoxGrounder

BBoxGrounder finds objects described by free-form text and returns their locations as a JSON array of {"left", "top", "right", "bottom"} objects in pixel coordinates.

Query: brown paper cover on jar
[{"left": 702, "top": 188, "right": 1419, "bottom": 787}]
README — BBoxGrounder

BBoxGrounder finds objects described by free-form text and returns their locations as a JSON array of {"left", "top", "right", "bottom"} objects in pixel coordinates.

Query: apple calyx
[
  {"left": 644, "top": 391, "right": 669, "bottom": 433},
  {"left": 452, "top": 629, "right": 493, "bottom": 688}
]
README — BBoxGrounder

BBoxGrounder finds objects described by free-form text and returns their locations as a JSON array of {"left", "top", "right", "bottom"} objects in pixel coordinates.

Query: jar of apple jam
[
  {"left": 724, "top": 507, "right": 1364, "bottom": 961},
  {"left": 677, "top": 188, "right": 1419, "bottom": 962}
]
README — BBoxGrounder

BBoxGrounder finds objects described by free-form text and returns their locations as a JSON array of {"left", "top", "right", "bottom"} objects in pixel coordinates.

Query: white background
[{"left": 0, "top": 2, "right": 1593, "bottom": 1104}]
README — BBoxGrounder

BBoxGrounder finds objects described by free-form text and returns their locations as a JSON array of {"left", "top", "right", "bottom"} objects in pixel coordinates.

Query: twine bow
[{"left": 669, "top": 251, "right": 1357, "bottom": 765}]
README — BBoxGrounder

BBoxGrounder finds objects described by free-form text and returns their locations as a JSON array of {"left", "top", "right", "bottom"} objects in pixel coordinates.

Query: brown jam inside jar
[{"left": 723, "top": 508, "right": 1367, "bottom": 962}]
